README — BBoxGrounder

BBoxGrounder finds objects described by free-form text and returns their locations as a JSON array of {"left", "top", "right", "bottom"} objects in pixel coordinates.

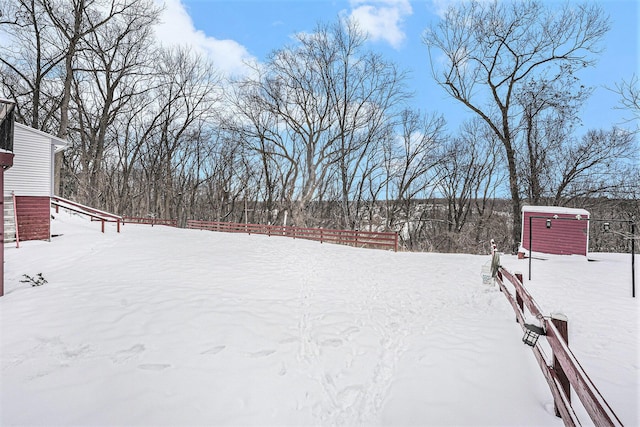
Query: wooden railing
[
  {"left": 495, "top": 266, "right": 623, "bottom": 427},
  {"left": 187, "top": 220, "right": 399, "bottom": 251},
  {"left": 122, "top": 216, "right": 178, "bottom": 227},
  {"left": 51, "top": 196, "right": 122, "bottom": 233}
]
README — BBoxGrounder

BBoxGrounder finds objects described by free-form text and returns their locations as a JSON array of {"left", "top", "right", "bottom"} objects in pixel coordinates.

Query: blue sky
[{"left": 155, "top": 0, "right": 639, "bottom": 134}]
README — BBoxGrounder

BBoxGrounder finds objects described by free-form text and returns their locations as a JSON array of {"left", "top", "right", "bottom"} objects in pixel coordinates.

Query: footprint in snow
[
  {"left": 201, "top": 345, "right": 226, "bottom": 355},
  {"left": 320, "top": 338, "right": 343, "bottom": 347},
  {"left": 138, "top": 363, "right": 171, "bottom": 371},
  {"left": 112, "top": 343, "right": 145, "bottom": 364},
  {"left": 247, "top": 349, "right": 276, "bottom": 358}
]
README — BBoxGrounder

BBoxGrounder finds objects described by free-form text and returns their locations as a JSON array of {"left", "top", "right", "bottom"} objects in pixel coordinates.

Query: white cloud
[
  {"left": 429, "top": 0, "right": 456, "bottom": 19},
  {"left": 346, "top": 0, "right": 412, "bottom": 49},
  {"left": 153, "top": 0, "right": 257, "bottom": 77}
]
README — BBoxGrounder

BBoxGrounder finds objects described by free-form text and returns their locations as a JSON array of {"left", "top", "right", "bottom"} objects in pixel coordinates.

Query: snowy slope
[{"left": 1, "top": 210, "right": 637, "bottom": 426}]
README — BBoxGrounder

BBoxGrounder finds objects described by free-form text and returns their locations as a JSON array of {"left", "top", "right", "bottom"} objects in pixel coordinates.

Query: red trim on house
[
  {"left": 14, "top": 196, "right": 50, "bottom": 241},
  {"left": 0, "top": 152, "right": 14, "bottom": 169}
]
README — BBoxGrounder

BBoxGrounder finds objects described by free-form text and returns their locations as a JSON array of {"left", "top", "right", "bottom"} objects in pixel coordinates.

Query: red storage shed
[{"left": 521, "top": 206, "right": 590, "bottom": 256}]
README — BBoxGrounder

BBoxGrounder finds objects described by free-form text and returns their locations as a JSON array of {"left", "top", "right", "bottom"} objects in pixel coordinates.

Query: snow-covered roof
[
  {"left": 521, "top": 205, "right": 590, "bottom": 216},
  {"left": 15, "top": 123, "right": 69, "bottom": 152}
]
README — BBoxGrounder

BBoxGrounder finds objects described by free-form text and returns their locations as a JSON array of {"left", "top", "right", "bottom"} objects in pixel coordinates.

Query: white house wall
[{"left": 4, "top": 124, "right": 53, "bottom": 197}]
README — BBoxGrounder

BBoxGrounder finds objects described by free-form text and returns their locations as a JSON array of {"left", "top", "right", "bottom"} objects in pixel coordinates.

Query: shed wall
[{"left": 521, "top": 210, "right": 589, "bottom": 256}]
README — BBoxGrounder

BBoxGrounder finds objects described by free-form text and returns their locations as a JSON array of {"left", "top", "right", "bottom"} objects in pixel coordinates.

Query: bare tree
[
  {"left": 70, "top": 0, "right": 159, "bottom": 206},
  {"left": 437, "top": 119, "right": 503, "bottom": 233},
  {"left": 611, "top": 74, "right": 640, "bottom": 123},
  {"left": 434, "top": 119, "right": 505, "bottom": 252},
  {"left": 237, "top": 19, "right": 409, "bottom": 227},
  {"left": 121, "top": 47, "right": 222, "bottom": 219},
  {"left": 43, "top": 0, "right": 159, "bottom": 194},
  {"left": 515, "top": 74, "right": 590, "bottom": 204},
  {"left": 382, "top": 108, "right": 445, "bottom": 248},
  {"left": 226, "top": 77, "right": 295, "bottom": 225},
  {"left": 551, "top": 128, "right": 636, "bottom": 205},
  {"left": 424, "top": 0, "right": 610, "bottom": 251},
  {"left": 327, "top": 20, "right": 408, "bottom": 230},
  {"left": 0, "top": 0, "right": 64, "bottom": 130}
]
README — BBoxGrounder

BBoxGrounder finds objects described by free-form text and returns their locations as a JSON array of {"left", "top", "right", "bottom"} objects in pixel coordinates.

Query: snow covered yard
[{"left": 1, "top": 211, "right": 637, "bottom": 426}]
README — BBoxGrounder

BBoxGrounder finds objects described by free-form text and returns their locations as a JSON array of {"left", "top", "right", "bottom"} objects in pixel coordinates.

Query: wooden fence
[
  {"left": 123, "top": 216, "right": 178, "bottom": 227},
  {"left": 187, "top": 220, "right": 399, "bottom": 251},
  {"left": 51, "top": 196, "right": 122, "bottom": 233},
  {"left": 495, "top": 266, "right": 623, "bottom": 426}
]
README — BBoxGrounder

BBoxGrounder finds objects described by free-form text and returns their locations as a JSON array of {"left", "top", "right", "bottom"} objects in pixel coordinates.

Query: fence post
[
  {"left": 320, "top": 227, "right": 323, "bottom": 244},
  {"left": 551, "top": 312, "right": 570, "bottom": 417},
  {"left": 515, "top": 272, "right": 524, "bottom": 319},
  {"left": 101, "top": 219, "right": 105, "bottom": 233},
  {"left": 117, "top": 219, "right": 121, "bottom": 233}
]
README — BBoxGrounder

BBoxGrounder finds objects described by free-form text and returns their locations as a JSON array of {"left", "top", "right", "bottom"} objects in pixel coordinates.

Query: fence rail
[
  {"left": 51, "top": 196, "right": 122, "bottom": 233},
  {"left": 123, "top": 216, "right": 178, "bottom": 227},
  {"left": 495, "top": 266, "right": 623, "bottom": 427},
  {"left": 187, "top": 220, "right": 398, "bottom": 251}
]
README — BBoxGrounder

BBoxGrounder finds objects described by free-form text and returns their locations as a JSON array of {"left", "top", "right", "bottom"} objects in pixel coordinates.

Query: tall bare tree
[
  {"left": 327, "top": 20, "right": 408, "bottom": 229},
  {"left": 238, "top": 19, "right": 408, "bottom": 226},
  {"left": 70, "top": 0, "right": 159, "bottom": 206},
  {"left": 382, "top": 108, "right": 445, "bottom": 247},
  {"left": 0, "top": 0, "right": 64, "bottom": 130},
  {"left": 424, "top": 0, "right": 609, "bottom": 250},
  {"left": 515, "top": 74, "right": 590, "bottom": 204}
]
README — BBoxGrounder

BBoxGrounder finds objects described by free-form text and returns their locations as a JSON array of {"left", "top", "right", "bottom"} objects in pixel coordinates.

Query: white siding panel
[{"left": 4, "top": 125, "right": 52, "bottom": 197}]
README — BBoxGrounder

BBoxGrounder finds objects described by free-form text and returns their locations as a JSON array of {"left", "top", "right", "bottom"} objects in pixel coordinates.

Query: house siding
[
  {"left": 15, "top": 196, "right": 50, "bottom": 241},
  {"left": 3, "top": 124, "right": 52, "bottom": 197},
  {"left": 521, "top": 207, "right": 590, "bottom": 256}
]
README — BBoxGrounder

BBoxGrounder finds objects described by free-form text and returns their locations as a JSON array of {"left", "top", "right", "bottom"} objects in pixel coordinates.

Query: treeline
[{"left": 0, "top": 0, "right": 637, "bottom": 253}]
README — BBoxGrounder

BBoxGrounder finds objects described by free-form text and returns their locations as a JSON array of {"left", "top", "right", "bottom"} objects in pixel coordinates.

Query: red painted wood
[
  {"left": 13, "top": 193, "right": 20, "bottom": 248},
  {"left": 187, "top": 220, "right": 398, "bottom": 251},
  {"left": 499, "top": 266, "right": 623, "bottom": 426},
  {"left": 50, "top": 198, "right": 121, "bottom": 233},
  {"left": 50, "top": 196, "right": 122, "bottom": 221},
  {"left": 1, "top": 169, "right": 4, "bottom": 297},
  {"left": 522, "top": 210, "right": 589, "bottom": 256},
  {"left": 515, "top": 273, "right": 524, "bottom": 314},
  {"left": 15, "top": 196, "right": 50, "bottom": 241},
  {"left": 552, "top": 316, "right": 571, "bottom": 417},
  {"left": 495, "top": 273, "right": 579, "bottom": 425},
  {"left": 123, "top": 216, "right": 177, "bottom": 227},
  {"left": 0, "top": 152, "right": 14, "bottom": 168},
  {"left": 545, "top": 322, "right": 622, "bottom": 426}
]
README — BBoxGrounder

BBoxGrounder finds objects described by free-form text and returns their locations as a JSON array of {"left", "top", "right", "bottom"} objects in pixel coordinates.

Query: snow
[
  {"left": 1, "top": 210, "right": 638, "bottom": 426},
  {"left": 521, "top": 205, "right": 590, "bottom": 216}
]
